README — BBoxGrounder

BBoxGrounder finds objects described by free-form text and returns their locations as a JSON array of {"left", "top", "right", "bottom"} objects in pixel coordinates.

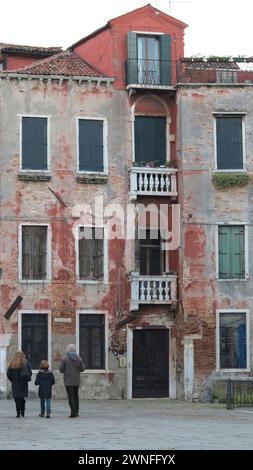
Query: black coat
[
  {"left": 7, "top": 363, "right": 32, "bottom": 398},
  {"left": 35, "top": 370, "right": 55, "bottom": 399}
]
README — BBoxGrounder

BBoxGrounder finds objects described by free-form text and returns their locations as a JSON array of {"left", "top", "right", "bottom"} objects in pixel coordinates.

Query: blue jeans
[{"left": 40, "top": 398, "right": 51, "bottom": 416}]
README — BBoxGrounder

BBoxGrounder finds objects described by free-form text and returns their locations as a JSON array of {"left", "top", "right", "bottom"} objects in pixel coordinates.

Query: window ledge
[
  {"left": 77, "top": 280, "right": 108, "bottom": 285},
  {"left": 76, "top": 173, "right": 108, "bottom": 184},
  {"left": 217, "top": 278, "right": 249, "bottom": 282},
  {"left": 212, "top": 170, "right": 247, "bottom": 173},
  {"left": 216, "top": 369, "right": 251, "bottom": 373},
  {"left": 19, "top": 279, "right": 51, "bottom": 284},
  {"left": 18, "top": 171, "right": 51, "bottom": 182}
]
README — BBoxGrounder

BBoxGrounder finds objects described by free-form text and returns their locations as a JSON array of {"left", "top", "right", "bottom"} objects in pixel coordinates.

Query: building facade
[{"left": 1, "top": 4, "right": 253, "bottom": 401}]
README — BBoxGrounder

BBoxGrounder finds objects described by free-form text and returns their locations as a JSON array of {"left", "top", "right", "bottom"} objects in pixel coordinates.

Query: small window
[
  {"left": 135, "top": 116, "right": 166, "bottom": 165},
  {"left": 78, "top": 119, "right": 104, "bottom": 172},
  {"left": 78, "top": 227, "right": 104, "bottom": 281},
  {"left": 21, "top": 117, "right": 48, "bottom": 170},
  {"left": 21, "top": 225, "right": 49, "bottom": 280},
  {"left": 216, "top": 115, "right": 244, "bottom": 170},
  {"left": 218, "top": 225, "right": 245, "bottom": 279},
  {"left": 21, "top": 313, "right": 48, "bottom": 369},
  {"left": 79, "top": 314, "right": 105, "bottom": 369},
  {"left": 219, "top": 312, "right": 247, "bottom": 369}
]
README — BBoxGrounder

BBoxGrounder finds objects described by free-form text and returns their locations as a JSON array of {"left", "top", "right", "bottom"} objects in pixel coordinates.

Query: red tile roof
[
  {"left": 0, "top": 42, "right": 62, "bottom": 56},
  {"left": 5, "top": 50, "right": 107, "bottom": 77}
]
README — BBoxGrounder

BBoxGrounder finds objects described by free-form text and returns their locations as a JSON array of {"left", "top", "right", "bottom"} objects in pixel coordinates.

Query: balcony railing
[
  {"left": 130, "top": 273, "right": 177, "bottom": 311},
  {"left": 126, "top": 59, "right": 176, "bottom": 87},
  {"left": 129, "top": 166, "right": 177, "bottom": 200}
]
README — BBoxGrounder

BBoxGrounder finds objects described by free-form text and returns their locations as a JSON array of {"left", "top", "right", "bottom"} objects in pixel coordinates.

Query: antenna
[{"left": 169, "top": 0, "right": 191, "bottom": 15}]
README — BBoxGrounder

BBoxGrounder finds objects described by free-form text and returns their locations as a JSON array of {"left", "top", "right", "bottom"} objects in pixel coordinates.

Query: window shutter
[
  {"left": 160, "top": 35, "right": 171, "bottom": 85},
  {"left": 79, "top": 120, "right": 104, "bottom": 172},
  {"left": 127, "top": 32, "right": 138, "bottom": 84},
  {"left": 93, "top": 229, "right": 104, "bottom": 280},
  {"left": 22, "top": 118, "right": 34, "bottom": 170},
  {"left": 22, "top": 118, "right": 47, "bottom": 170},
  {"left": 218, "top": 226, "right": 230, "bottom": 279},
  {"left": 79, "top": 237, "right": 92, "bottom": 279},
  {"left": 135, "top": 117, "right": 166, "bottom": 164},
  {"left": 230, "top": 226, "right": 245, "bottom": 279},
  {"left": 22, "top": 226, "right": 31, "bottom": 279},
  {"left": 216, "top": 117, "right": 243, "bottom": 170},
  {"left": 34, "top": 118, "right": 48, "bottom": 170}
]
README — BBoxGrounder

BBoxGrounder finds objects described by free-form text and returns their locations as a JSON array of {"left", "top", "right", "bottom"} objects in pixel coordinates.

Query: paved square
[{"left": 0, "top": 398, "right": 252, "bottom": 450}]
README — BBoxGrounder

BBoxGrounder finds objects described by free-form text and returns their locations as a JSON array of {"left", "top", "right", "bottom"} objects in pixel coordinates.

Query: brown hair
[
  {"left": 40, "top": 360, "right": 49, "bottom": 370},
  {"left": 9, "top": 351, "right": 26, "bottom": 369}
]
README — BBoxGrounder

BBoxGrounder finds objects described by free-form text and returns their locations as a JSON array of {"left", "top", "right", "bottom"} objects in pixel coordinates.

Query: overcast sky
[{"left": 1, "top": 0, "right": 253, "bottom": 57}]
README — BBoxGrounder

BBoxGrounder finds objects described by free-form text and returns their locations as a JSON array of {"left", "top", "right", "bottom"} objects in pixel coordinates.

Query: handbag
[{"left": 20, "top": 364, "right": 31, "bottom": 381}]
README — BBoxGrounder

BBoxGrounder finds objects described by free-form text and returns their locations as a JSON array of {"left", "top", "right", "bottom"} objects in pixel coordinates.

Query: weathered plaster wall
[{"left": 178, "top": 85, "right": 253, "bottom": 400}]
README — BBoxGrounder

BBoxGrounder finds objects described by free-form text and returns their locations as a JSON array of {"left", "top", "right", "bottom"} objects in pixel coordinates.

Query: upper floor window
[
  {"left": 134, "top": 116, "right": 166, "bottom": 165},
  {"left": 136, "top": 229, "right": 166, "bottom": 275},
  {"left": 20, "top": 225, "right": 50, "bottom": 281},
  {"left": 21, "top": 117, "right": 48, "bottom": 171},
  {"left": 217, "top": 225, "right": 247, "bottom": 280},
  {"left": 127, "top": 32, "right": 171, "bottom": 86},
  {"left": 78, "top": 119, "right": 107, "bottom": 173},
  {"left": 215, "top": 115, "right": 244, "bottom": 170},
  {"left": 77, "top": 226, "right": 107, "bottom": 282}
]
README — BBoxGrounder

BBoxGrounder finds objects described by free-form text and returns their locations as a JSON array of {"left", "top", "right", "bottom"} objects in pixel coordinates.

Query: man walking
[{"left": 59, "top": 344, "right": 85, "bottom": 418}]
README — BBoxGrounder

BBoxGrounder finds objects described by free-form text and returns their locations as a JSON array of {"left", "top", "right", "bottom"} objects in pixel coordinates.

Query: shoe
[
  {"left": 46, "top": 415, "right": 50, "bottom": 418},
  {"left": 16, "top": 414, "right": 20, "bottom": 418},
  {"left": 21, "top": 411, "right": 24, "bottom": 417},
  {"left": 68, "top": 415, "right": 76, "bottom": 418},
  {"left": 39, "top": 414, "right": 44, "bottom": 417}
]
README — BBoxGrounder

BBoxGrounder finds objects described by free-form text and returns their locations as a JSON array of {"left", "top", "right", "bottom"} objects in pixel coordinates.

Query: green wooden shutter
[
  {"left": 127, "top": 32, "right": 137, "bottom": 84},
  {"left": 135, "top": 117, "right": 166, "bottom": 164},
  {"left": 22, "top": 117, "right": 47, "bottom": 170},
  {"left": 160, "top": 35, "right": 171, "bottom": 85},
  {"left": 22, "top": 118, "right": 34, "bottom": 170},
  {"left": 230, "top": 226, "right": 245, "bottom": 278},
  {"left": 79, "top": 120, "right": 104, "bottom": 172},
  {"left": 216, "top": 117, "right": 243, "bottom": 170},
  {"left": 218, "top": 226, "right": 230, "bottom": 279}
]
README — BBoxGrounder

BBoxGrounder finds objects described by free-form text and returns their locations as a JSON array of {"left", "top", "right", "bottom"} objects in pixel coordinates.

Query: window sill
[
  {"left": 77, "top": 280, "right": 108, "bottom": 285},
  {"left": 217, "top": 277, "right": 249, "bottom": 282},
  {"left": 76, "top": 173, "right": 108, "bottom": 184},
  {"left": 216, "top": 368, "right": 250, "bottom": 373},
  {"left": 212, "top": 169, "right": 247, "bottom": 173},
  {"left": 19, "top": 279, "right": 51, "bottom": 284},
  {"left": 18, "top": 171, "right": 51, "bottom": 182}
]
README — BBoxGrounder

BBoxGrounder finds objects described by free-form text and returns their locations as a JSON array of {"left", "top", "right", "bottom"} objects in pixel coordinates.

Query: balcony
[
  {"left": 126, "top": 58, "right": 176, "bottom": 89},
  {"left": 130, "top": 273, "right": 177, "bottom": 311},
  {"left": 129, "top": 166, "right": 177, "bottom": 200}
]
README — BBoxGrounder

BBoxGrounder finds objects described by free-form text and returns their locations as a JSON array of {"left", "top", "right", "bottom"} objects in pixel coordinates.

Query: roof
[
  {"left": 70, "top": 3, "right": 187, "bottom": 49},
  {"left": 0, "top": 42, "right": 62, "bottom": 56},
  {"left": 4, "top": 50, "right": 108, "bottom": 77},
  {"left": 181, "top": 59, "right": 239, "bottom": 70}
]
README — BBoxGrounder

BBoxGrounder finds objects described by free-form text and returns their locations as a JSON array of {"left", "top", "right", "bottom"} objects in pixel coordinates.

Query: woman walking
[{"left": 7, "top": 351, "right": 32, "bottom": 418}]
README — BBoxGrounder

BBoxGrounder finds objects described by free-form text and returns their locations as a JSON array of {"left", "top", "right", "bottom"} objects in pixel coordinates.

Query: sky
[{"left": 1, "top": 0, "right": 253, "bottom": 57}]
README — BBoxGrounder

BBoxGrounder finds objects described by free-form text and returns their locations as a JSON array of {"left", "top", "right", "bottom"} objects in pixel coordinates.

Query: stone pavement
[{"left": 0, "top": 398, "right": 252, "bottom": 450}]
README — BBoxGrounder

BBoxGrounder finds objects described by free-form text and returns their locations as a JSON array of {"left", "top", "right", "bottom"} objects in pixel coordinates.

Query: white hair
[{"left": 66, "top": 344, "right": 76, "bottom": 353}]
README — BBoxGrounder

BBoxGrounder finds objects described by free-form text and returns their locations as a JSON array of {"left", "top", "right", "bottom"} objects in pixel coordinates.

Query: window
[
  {"left": 21, "top": 225, "right": 50, "bottom": 281},
  {"left": 21, "top": 117, "right": 48, "bottom": 170},
  {"left": 137, "top": 229, "right": 165, "bottom": 275},
  {"left": 215, "top": 115, "right": 244, "bottom": 170},
  {"left": 217, "top": 311, "right": 248, "bottom": 369},
  {"left": 21, "top": 313, "right": 48, "bottom": 370},
  {"left": 218, "top": 225, "right": 246, "bottom": 279},
  {"left": 77, "top": 226, "right": 106, "bottom": 281},
  {"left": 135, "top": 116, "right": 166, "bottom": 165},
  {"left": 79, "top": 314, "right": 105, "bottom": 369},
  {"left": 127, "top": 32, "right": 171, "bottom": 86},
  {"left": 78, "top": 119, "right": 107, "bottom": 173}
]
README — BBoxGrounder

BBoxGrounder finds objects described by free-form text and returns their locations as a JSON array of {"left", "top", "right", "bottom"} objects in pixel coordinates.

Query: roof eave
[{"left": 0, "top": 72, "right": 114, "bottom": 82}]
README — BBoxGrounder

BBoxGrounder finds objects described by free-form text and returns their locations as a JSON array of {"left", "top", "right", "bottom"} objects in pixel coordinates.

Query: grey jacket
[{"left": 59, "top": 352, "right": 85, "bottom": 386}]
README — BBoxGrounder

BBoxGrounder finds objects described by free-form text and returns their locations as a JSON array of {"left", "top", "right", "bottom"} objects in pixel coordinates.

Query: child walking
[{"left": 35, "top": 360, "right": 55, "bottom": 418}]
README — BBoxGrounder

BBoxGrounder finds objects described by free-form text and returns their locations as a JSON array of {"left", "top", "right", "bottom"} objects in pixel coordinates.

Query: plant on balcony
[
  {"left": 212, "top": 172, "right": 249, "bottom": 189},
  {"left": 165, "top": 160, "right": 177, "bottom": 169},
  {"left": 207, "top": 56, "right": 231, "bottom": 62}
]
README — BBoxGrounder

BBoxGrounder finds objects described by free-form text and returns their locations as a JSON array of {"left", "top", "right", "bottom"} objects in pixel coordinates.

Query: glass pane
[{"left": 220, "top": 313, "right": 246, "bottom": 368}]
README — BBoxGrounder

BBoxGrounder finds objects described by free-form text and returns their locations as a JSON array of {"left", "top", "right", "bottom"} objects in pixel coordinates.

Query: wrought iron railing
[
  {"left": 126, "top": 58, "right": 175, "bottom": 86},
  {"left": 226, "top": 379, "right": 253, "bottom": 409}
]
